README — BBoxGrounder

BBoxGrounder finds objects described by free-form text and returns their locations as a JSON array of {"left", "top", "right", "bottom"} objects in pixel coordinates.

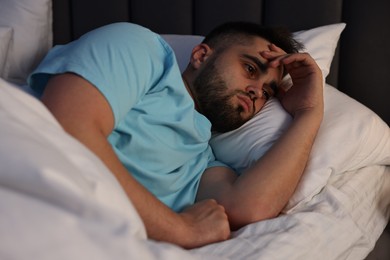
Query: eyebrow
[
  {"left": 241, "top": 54, "right": 268, "bottom": 73},
  {"left": 241, "top": 53, "right": 281, "bottom": 97}
]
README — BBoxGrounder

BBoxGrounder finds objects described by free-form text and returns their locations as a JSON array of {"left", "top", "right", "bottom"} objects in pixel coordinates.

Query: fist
[{"left": 179, "top": 199, "right": 230, "bottom": 248}]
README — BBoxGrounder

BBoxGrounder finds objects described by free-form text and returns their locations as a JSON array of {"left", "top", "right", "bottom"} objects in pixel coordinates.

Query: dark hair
[{"left": 202, "top": 21, "right": 304, "bottom": 54}]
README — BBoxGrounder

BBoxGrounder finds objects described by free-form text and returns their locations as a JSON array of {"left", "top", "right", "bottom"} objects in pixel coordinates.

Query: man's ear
[{"left": 190, "top": 43, "right": 213, "bottom": 69}]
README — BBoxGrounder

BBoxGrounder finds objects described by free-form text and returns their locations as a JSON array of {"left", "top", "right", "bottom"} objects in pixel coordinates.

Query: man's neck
[{"left": 182, "top": 75, "right": 200, "bottom": 111}]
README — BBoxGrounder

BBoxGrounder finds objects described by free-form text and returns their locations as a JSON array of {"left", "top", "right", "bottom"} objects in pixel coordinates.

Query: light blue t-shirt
[{"left": 28, "top": 22, "right": 225, "bottom": 212}]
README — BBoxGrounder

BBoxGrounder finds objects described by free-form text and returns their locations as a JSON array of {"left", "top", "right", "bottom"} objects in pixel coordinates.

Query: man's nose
[{"left": 246, "top": 84, "right": 262, "bottom": 100}]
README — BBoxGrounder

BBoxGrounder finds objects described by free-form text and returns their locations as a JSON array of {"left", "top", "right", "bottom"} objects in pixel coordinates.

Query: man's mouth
[{"left": 237, "top": 94, "right": 254, "bottom": 115}]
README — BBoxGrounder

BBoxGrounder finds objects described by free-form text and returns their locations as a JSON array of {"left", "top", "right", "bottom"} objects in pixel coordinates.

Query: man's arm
[
  {"left": 41, "top": 73, "right": 230, "bottom": 248},
  {"left": 197, "top": 49, "right": 324, "bottom": 230}
]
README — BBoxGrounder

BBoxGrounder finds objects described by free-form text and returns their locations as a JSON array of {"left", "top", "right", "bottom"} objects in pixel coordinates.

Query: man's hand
[
  {"left": 178, "top": 199, "right": 230, "bottom": 249},
  {"left": 262, "top": 44, "right": 324, "bottom": 118}
]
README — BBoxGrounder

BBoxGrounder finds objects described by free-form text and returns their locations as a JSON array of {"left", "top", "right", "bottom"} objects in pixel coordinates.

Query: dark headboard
[{"left": 53, "top": 0, "right": 390, "bottom": 124}]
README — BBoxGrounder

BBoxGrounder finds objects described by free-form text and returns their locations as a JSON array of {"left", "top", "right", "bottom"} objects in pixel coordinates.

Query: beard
[{"left": 192, "top": 57, "right": 250, "bottom": 133}]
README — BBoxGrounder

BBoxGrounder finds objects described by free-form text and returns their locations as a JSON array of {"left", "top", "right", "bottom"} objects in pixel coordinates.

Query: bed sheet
[{"left": 191, "top": 165, "right": 390, "bottom": 260}]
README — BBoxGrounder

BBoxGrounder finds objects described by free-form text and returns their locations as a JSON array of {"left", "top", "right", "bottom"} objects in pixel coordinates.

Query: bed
[{"left": 0, "top": 0, "right": 389, "bottom": 259}]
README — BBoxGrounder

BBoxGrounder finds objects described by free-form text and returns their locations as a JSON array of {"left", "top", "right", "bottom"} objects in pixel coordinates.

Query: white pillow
[
  {"left": 287, "top": 85, "right": 390, "bottom": 210},
  {"left": 0, "top": 0, "right": 53, "bottom": 85},
  {"left": 0, "top": 26, "right": 13, "bottom": 78},
  {"left": 293, "top": 23, "right": 345, "bottom": 79}
]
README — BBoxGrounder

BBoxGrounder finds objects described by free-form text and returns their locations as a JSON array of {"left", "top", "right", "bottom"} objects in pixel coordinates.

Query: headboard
[{"left": 53, "top": 0, "right": 390, "bottom": 124}]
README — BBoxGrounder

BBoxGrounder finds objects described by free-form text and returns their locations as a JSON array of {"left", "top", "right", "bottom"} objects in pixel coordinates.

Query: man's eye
[{"left": 246, "top": 64, "right": 256, "bottom": 76}]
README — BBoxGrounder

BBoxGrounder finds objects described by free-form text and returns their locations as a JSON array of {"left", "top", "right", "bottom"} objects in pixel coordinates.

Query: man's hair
[{"left": 202, "top": 21, "right": 304, "bottom": 54}]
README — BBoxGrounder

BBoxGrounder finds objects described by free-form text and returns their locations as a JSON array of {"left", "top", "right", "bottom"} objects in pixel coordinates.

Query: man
[{"left": 28, "top": 21, "right": 323, "bottom": 248}]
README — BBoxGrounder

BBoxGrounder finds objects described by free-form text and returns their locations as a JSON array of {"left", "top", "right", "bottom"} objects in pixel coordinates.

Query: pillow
[
  {"left": 162, "top": 34, "right": 205, "bottom": 72},
  {"left": 0, "top": 26, "right": 13, "bottom": 78},
  {"left": 287, "top": 85, "right": 390, "bottom": 209},
  {"left": 0, "top": 0, "right": 52, "bottom": 85},
  {"left": 293, "top": 23, "right": 345, "bottom": 79}
]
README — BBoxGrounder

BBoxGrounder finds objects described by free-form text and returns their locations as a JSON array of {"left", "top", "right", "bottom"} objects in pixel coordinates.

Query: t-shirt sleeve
[
  {"left": 206, "top": 146, "right": 230, "bottom": 169},
  {"left": 207, "top": 159, "right": 229, "bottom": 168},
  {"left": 29, "top": 23, "right": 175, "bottom": 127}
]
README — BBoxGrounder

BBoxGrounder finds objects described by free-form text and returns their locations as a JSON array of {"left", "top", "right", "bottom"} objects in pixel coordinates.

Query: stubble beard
[{"left": 192, "top": 58, "right": 249, "bottom": 133}]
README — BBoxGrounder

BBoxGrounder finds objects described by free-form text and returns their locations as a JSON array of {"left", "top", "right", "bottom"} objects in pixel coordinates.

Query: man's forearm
[
  {"left": 70, "top": 125, "right": 229, "bottom": 248},
  {"left": 198, "top": 109, "right": 322, "bottom": 230},
  {"left": 233, "top": 109, "right": 322, "bottom": 219}
]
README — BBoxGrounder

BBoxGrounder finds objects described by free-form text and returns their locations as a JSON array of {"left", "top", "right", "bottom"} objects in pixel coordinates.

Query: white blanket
[
  {"left": 192, "top": 166, "right": 390, "bottom": 260},
  {"left": 0, "top": 79, "right": 389, "bottom": 260}
]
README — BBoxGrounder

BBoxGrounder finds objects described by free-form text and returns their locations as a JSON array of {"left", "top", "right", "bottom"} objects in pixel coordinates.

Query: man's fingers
[
  {"left": 278, "top": 52, "right": 315, "bottom": 66},
  {"left": 269, "top": 43, "right": 286, "bottom": 53}
]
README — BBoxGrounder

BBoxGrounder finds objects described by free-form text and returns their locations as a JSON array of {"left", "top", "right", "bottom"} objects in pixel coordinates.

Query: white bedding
[
  {"left": 0, "top": 1, "right": 389, "bottom": 257},
  {"left": 192, "top": 165, "right": 390, "bottom": 260},
  {"left": 0, "top": 74, "right": 389, "bottom": 260}
]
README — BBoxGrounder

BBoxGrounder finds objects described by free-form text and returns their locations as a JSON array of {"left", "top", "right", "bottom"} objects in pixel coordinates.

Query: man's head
[{"left": 182, "top": 21, "right": 303, "bottom": 133}]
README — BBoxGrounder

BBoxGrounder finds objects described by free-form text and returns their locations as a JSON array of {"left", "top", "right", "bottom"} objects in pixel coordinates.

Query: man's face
[{"left": 193, "top": 37, "right": 284, "bottom": 133}]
